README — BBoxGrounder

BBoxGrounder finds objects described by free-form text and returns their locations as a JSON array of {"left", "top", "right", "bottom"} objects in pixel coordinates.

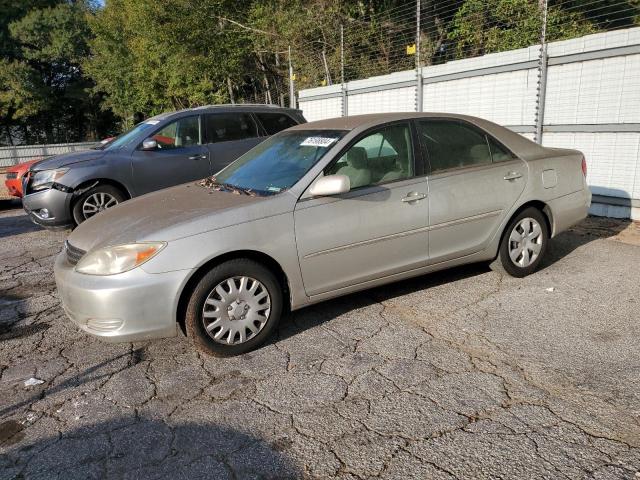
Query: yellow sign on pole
[{"left": 406, "top": 44, "right": 416, "bottom": 55}]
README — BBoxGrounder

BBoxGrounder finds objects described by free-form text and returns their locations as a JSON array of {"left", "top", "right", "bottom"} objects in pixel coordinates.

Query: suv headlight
[
  {"left": 31, "top": 168, "right": 69, "bottom": 191},
  {"left": 75, "top": 242, "right": 166, "bottom": 275}
]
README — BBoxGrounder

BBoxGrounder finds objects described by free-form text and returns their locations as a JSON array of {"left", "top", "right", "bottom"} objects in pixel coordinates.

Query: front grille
[
  {"left": 5, "top": 172, "right": 17, "bottom": 180},
  {"left": 65, "top": 241, "right": 86, "bottom": 266}
]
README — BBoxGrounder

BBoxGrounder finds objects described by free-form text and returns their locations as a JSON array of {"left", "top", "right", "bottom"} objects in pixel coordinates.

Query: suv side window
[
  {"left": 256, "top": 112, "right": 298, "bottom": 135},
  {"left": 325, "top": 123, "right": 414, "bottom": 189},
  {"left": 152, "top": 116, "right": 200, "bottom": 149},
  {"left": 204, "top": 113, "right": 258, "bottom": 143},
  {"left": 418, "top": 120, "right": 491, "bottom": 173}
]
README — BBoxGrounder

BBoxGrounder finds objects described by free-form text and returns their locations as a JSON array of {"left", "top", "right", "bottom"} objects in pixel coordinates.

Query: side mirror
[
  {"left": 142, "top": 138, "right": 158, "bottom": 150},
  {"left": 309, "top": 174, "right": 350, "bottom": 197}
]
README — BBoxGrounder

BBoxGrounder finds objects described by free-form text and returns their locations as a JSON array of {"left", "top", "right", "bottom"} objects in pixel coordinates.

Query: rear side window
[
  {"left": 204, "top": 113, "right": 258, "bottom": 143},
  {"left": 256, "top": 112, "right": 298, "bottom": 135},
  {"left": 487, "top": 136, "right": 518, "bottom": 162},
  {"left": 418, "top": 120, "right": 492, "bottom": 173}
]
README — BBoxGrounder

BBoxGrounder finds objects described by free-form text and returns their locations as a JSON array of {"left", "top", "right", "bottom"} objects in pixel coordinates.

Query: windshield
[
  {"left": 211, "top": 129, "right": 346, "bottom": 195},
  {"left": 99, "top": 122, "right": 157, "bottom": 151}
]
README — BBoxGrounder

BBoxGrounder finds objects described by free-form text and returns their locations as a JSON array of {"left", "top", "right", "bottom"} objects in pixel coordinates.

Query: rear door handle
[
  {"left": 402, "top": 192, "right": 427, "bottom": 203},
  {"left": 504, "top": 172, "right": 522, "bottom": 181},
  {"left": 189, "top": 154, "right": 207, "bottom": 160}
]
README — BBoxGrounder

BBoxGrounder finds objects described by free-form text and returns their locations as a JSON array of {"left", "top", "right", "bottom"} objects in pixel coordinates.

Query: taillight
[{"left": 581, "top": 157, "right": 587, "bottom": 177}]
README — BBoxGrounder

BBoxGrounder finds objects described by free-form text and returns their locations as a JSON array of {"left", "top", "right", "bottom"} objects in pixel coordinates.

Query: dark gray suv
[{"left": 22, "top": 104, "right": 306, "bottom": 228}]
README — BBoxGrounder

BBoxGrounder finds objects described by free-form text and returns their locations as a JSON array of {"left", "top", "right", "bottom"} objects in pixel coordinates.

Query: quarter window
[
  {"left": 488, "top": 136, "right": 517, "bottom": 162},
  {"left": 152, "top": 116, "right": 200, "bottom": 149},
  {"left": 205, "top": 113, "right": 258, "bottom": 143},
  {"left": 418, "top": 120, "right": 492, "bottom": 172},
  {"left": 256, "top": 112, "right": 297, "bottom": 135},
  {"left": 325, "top": 123, "right": 414, "bottom": 189}
]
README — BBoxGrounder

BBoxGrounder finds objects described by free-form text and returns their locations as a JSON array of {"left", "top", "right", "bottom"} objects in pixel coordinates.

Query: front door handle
[
  {"left": 504, "top": 172, "right": 522, "bottom": 181},
  {"left": 189, "top": 154, "right": 207, "bottom": 160},
  {"left": 401, "top": 192, "right": 427, "bottom": 203}
]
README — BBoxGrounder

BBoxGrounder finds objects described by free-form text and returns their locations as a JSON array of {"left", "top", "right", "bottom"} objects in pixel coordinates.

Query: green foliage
[
  {"left": 0, "top": 59, "right": 43, "bottom": 120},
  {"left": 448, "top": 0, "right": 596, "bottom": 58}
]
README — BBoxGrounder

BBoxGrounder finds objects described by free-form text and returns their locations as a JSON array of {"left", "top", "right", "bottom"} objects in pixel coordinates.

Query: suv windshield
[
  {"left": 211, "top": 129, "right": 346, "bottom": 195},
  {"left": 98, "top": 122, "right": 156, "bottom": 151}
]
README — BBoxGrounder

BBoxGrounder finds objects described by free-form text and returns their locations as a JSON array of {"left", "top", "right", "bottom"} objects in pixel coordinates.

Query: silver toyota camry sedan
[{"left": 54, "top": 113, "right": 591, "bottom": 356}]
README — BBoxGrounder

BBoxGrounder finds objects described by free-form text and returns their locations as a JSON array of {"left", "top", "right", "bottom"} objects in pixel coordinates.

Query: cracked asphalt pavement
[{"left": 1, "top": 199, "right": 639, "bottom": 479}]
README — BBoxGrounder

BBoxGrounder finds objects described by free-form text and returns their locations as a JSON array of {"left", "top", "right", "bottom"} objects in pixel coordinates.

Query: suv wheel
[
  {"left": 185, "top": 259, "right": 283, "bottom": 356},
  {"left": 72, "top": 184, "right": 126, "bottom": 225}
]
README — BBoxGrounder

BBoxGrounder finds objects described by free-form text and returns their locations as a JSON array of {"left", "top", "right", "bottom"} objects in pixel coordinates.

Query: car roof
[{"left": 288, "top": 112, "right": 548, "bottom": 161}]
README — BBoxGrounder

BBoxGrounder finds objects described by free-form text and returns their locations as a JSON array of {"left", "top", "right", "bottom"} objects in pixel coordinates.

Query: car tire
[
  {"left": 72, "top": 184, "right": 126, "bottom": 225},
  {"left": 185, "top": 259, "right": 283, "bottom": 357},
  {"left": 498, "top": 207, "right": 549, "bottom": 278}
]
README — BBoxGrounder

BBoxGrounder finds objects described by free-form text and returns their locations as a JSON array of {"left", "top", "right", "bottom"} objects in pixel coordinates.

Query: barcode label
[{"left": 300, "top": 137, "right": 337, "bottom": 148}]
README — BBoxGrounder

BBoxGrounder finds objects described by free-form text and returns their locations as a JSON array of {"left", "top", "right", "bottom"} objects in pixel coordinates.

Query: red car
[{"left": 4, "top": 158, "right": 41, "bottom": 198}]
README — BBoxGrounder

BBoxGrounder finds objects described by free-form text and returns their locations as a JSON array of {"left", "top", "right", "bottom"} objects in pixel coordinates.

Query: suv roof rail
[{"left": 191, "top": 103, "right": 292, "bottom": 110}]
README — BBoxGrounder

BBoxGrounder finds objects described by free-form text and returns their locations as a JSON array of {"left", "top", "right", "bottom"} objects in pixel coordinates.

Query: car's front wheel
[
  {"left": 185, "top": 259, "right": 283, "bottom": 356},
  {"left": 72, "top": 184, "right": 126, "bottom": 225},
  {"left": 498, "top": 207, "right": 549, "bottom": 277}
]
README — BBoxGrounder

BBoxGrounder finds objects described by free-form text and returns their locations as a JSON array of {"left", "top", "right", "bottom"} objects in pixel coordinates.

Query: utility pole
[
  {"left": 288, "top": 45, "right": 296, "bottom": 109},
  {"left": 534, "top": 0, "right": 548, "bottom": 144},
  {"left": 341, "top": 24, "right": 347, "bottom": 116},
  {"left": 415, "top": 0, "right": 423, "bottom": 112}
]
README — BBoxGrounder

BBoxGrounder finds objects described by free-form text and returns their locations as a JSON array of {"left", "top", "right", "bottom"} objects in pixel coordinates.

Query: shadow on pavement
[
  {"left": 0, "top": 418, "right": 300, "bottom": 479},
  {"left": 0, "top": 213, "right": 43, "bottom": 239},
  {"left": 0, "top": 199, "right": 22, "bottom": 212},
  {"left": 539, "top": 215, "right": 632, "bottom": 270}
]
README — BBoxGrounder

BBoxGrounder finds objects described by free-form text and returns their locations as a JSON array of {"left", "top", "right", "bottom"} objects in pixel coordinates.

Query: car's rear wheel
[
  {"left": 72, "top": 184, "right": 126, "bottom": 225},
  {"left": 498, "top": 207, "right": 549, "bottom": 278},
  {"left": 185, "top": 259, "right": 283, "bottom": 356}
]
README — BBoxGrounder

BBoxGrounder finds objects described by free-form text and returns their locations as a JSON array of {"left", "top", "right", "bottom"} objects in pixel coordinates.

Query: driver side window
[
  {"left": 325, "top": 123, "right": 414, "bottom": 189},
  {"left": 152, "top": 116, "right": 201, "bottom": 149}
]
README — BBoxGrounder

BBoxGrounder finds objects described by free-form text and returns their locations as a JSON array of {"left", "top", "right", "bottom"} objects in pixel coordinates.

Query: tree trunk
[
  {"left": 4, "top": 124, "right": 14, "bottom": 146},
  {"left": 227, "top": 77, "right": 235, "bottom": 104}
]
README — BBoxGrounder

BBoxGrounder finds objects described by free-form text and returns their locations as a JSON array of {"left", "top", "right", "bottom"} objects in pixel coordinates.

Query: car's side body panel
[
  {"left": 426, "top": 157, "right": 528, "bottom": 263},
  {"left": 294, "top": 176, "right": 430, "bottom": 296}
]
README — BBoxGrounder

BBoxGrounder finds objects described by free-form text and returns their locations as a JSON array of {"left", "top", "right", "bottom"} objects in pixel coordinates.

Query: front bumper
[
  {"left": 54, "top": 252, "right": 190, "bottom": 342},
  {"left": 22, "top": 187, "right": 74, "bottom": 228}
]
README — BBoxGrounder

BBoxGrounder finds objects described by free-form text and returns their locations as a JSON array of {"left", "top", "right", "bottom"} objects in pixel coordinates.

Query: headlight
[
  {"left": 31, "top": 168, "right": 69, "bottom": 191},
  {"left": 75, "top": 242, "right": 166, "bottom": 275}
]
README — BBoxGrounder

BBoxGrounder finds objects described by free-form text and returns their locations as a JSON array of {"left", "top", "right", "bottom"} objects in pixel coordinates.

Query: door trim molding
[
  {"left": 429, "top": 209, "right": 503, "bottom": 232},
  {"left": 303, "top": 209, "right": 502, "bottom": 259}
]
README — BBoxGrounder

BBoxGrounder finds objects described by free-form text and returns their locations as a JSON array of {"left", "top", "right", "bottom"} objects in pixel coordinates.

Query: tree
[
  {"left": 0, "top": 0, "right": 113, "bottom": 145},
  {"left": 85, "top": 0, "right": 254, "bottom": 125}
]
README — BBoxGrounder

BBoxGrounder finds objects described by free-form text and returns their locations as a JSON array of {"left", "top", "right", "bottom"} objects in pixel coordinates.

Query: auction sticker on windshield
[{"left": 300, "top": 137, "right": 337, "bottom": 148}]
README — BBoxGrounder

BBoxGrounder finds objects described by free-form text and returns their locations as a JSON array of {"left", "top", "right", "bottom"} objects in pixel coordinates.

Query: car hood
[
  {"left": 67, "top": 182, "right": 293, "bottom": 252},
  {"left": 31, "top": 149, "right": 105, "bottom": 171}
]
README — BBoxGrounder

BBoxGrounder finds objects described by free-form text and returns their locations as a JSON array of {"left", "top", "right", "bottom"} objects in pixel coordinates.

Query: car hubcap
[
  {"left": 508, "top": 217, "right": 543, "bottom": 268},
  {"left": 202, "top": 276, "right": 271, "bottom": 345},
  {"left": 82, "top": 192, "right": 118, "bottom": 219}
]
